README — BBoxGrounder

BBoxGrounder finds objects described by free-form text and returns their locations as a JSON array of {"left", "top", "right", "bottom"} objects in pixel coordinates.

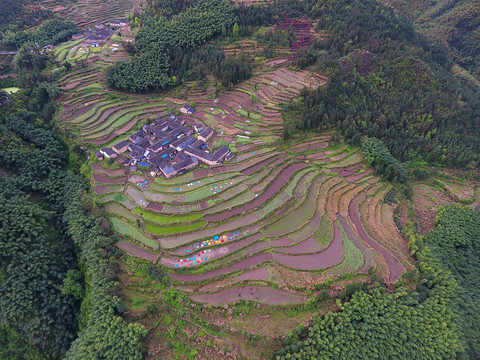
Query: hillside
[
  {"left": 283, "top": 0, "right": 480, "bottom": 170},
  {"left": 379, "top": 0, "right": 480, "bottom": 81},
  {"left": 2, "top": 0, "right": 480, "bottom": 359}
]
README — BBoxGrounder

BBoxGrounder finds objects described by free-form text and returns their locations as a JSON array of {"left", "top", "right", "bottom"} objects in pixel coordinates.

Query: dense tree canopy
[
  {"left": 362, "top": 137, "right": 406, "bottom": 183},
  {"left": 107, "top": 0, "right": 235, "bottom": 92},
  {"left": 284, "top": 0, "right": 480, "bottom": 169},
  {"left": 0, "top": 91, "right": 145, "bottom": 359},
  {"left": 423, "top": 206, "right": 480, "bottom": 359},
  {"left": 0, "top": 116, "right": 79, "bottom": 358},
  {"left": 2, "top": 19, "right": 78, "bottom": 49}
]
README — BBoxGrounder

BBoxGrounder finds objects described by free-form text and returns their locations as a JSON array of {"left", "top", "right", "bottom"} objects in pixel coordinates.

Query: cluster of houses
[
  {"left": 71, "top": 19, "right": 128, "bottom": 46},
  {"left": 96, "top": 114, "right": 234, "bottom": 178}
]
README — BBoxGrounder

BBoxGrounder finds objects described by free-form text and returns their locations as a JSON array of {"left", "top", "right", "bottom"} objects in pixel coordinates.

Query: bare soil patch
[
  {"left": 117, "top": 242, "right": 159, "bottom": 262},
  {"left": 190, "top": 286, "right": 307, "bottom": 305}
]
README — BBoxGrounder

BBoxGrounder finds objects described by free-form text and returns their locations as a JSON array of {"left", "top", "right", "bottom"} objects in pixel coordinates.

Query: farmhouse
[
  {"left": 94, "top": 151, "right": 103, "bottom": 161},
  {"left": 159, "top": 156, "right": 199, "bottom": 178},
  {"left": 184, "top": 145, "right": 230, "bottom": 166},
  {"left": 128, "top": 143, "right": 147, "bottom": 161},
  {"left": 130, "top": 130, "right": 146, "bottom": 143},
  {"left": 100, "top": 147, "right": 117, "bottom": 159},
  {"left": 174, "top": 116, "right": 186, "bottom": 126},
  {"left": 95, "top": 23, "right": 105, "bottom": 29},
  {"left": 193, "top": 123, "right": 204, "bottom": 133},
  {"left": 171, "top": 135, "right": 195, "bottom": 151},
  {"left": 198, "top": 127, "right": 213, "bottom": 142},
  {"left": 112, "top": 140, "right": 129, "bottom": 154},
  {"left": 71, "top": 33, "right": 84, "bottom": 40},
  {"left": 180, "top": 104, "right": 196, "bottom": 114},
  {"left": 109, "top": 20, "right": 121, "bottom": 27},
  {"left": 149, "top": 140, "right": 167, "bottom": 153},
  {"left": 84, "top": 29, "right": 113, "bottom": 45},
  {"left": 119, "top": 18, "right": 128, "bottom": 27}
]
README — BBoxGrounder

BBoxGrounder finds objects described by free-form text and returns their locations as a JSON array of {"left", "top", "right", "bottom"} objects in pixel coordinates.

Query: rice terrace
[
  {"left": 4, "top": 0, "right": 480, "bottom": 358},
  {"left": 51, "top": 0, "right": 479, "bottom": 357}
]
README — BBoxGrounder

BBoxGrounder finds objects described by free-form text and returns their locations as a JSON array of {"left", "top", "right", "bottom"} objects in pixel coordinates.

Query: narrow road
[{"left": 0, "top": 51, "right": 18, "bottom": 55}]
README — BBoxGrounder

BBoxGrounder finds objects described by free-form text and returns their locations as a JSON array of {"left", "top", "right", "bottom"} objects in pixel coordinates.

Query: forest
[
  {"left": 0, "top": 54, "right": 145, "bottom": 360},
  {"left": 362, "top": 137, "right": 406, "bottom": 183},
  {"left": 423, "top": 206, "right": 480, "bottom": 358},
  {"left": 378, "top": 0, "right": 480, "bottom": 81},
  {"left": 2, "top": 19, "right": 78, "bottom": 49},
  {"left": 283, "top": 0, "right": 480, "bottom": 169},
  {"left": 107, "top": 0, "right": 237, "bottom": 92}
]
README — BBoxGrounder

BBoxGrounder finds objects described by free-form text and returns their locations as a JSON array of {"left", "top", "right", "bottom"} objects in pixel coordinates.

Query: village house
[
  {"left": 225, "top": 151, "right": 235, "bottom": 161},
  {"left": 193, "top": 123, "right": 204, "bottom": 133},
  {"left": 112, "top": 140, "right": 129, "bottom": 154},
  {"left": 71, "top": 33, "right": 84, "bottom": 40},
  {"left": 128, "top": 143, "right": 147, "bottom": 161},
  {"left": 119, "top": 18, "right": 128, "bottom": 27},
  {"left": 130, "top": 130, "right": 146, "bottom": 143},
  {"left": 180, "top": 103, "right": 196, "bottom": 114},
  {"left": 191, "top": 139, "right": 206, "bottom": 150},
  {"left": 84, "top": 29, "right": 113, "bottom": 45},
  {"left": 198, "top": 127, "right": 213, "bottom": 142},
  {"left": 184, "top": 145, "right": 230, "bottom": 166},
  {"left": 100, "top": 147, "right": 117, "bottom": 159},
  {"left": 109, "top": 20, "right": 121, "bottom": 27},
  {"left": 159, "top": 156, "right": 199, "bottom": 178},
  {"left": 95, "top": 23, "right": 105, "bottom": 29},
  {"left": 171, "top": 135, "right": 195, "bottom": 151},
  {"left": 94, "top": 151, "right": 103, "bottom": 161}
]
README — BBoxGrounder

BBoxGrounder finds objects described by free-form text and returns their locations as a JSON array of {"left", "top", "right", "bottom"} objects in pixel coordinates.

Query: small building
[
  {"left": 176, "top": 152, "right": 189, "bottom": 162},
  {"left": 94, "top": 151, "right": 103, "bottom": 161},
  {"left": 190, "top": 140, "right": 205, "bottom": 149},
  {"left": 128, "top": 144, "right": 146, "bottom": 160},
  {"left": 71, "top": 33, "right": 84, "bottom": 40},
  {"left": 130, "top": 130, "right": 146, "bottom": 143},
  {"left": 100, "top": 147, "right": 117, "bottom": 159},
  {"left": 136, "top": 138, "right": 151, "bottom": 150},
  {"left": 198, "top": 127, "right": 213, "bottom": 142},
  {"left": 175, "top": 116, "right": 186, "bottom": 126},
  {"left": 119, "top": 18, "right": 128, "bottom": 27},
  {"left": 109, "top": 20, "right": 121, "bottom": 27},
  {"left": 112, "top": 140, "right": 129, "bottom": 154},
  {"left": 95, "top": 23, "right": 105, "bottom": 29},
  {"left": 43, "top": 45, "right": 54, "bottom": 51},
  {"left": 212, "top": 146, "right": 230, "bottom": 163},
  {"left": 160, "top": 156, "right": 199, "bottom": 178},
  {"left": 84, "top": 29, "right": 113, "bottom": 45},
  {"left": 225, "top": 152, "right": 235, "bottom": 162},
  {"left": 171, "top": 135, "right": 195, "bottom": 152},
  {"left": 180, "top": 104, "right": 195, "bottom": 114},
  {"left": 193, "top": 123, "right": 204, "bottom": 133}
]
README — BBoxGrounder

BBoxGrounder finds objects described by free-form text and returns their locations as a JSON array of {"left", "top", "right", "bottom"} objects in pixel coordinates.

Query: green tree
[{"left": 233, "top": 22, "right": 239, "bottom": 37}]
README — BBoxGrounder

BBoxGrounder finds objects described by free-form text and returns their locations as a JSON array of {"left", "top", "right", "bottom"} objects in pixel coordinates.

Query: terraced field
[
  {"left": 43, "top": 0, "right": 137, "bottom": 28},
  {"left": 56, "top": 49, "right": 415, "bottom": 309}
]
